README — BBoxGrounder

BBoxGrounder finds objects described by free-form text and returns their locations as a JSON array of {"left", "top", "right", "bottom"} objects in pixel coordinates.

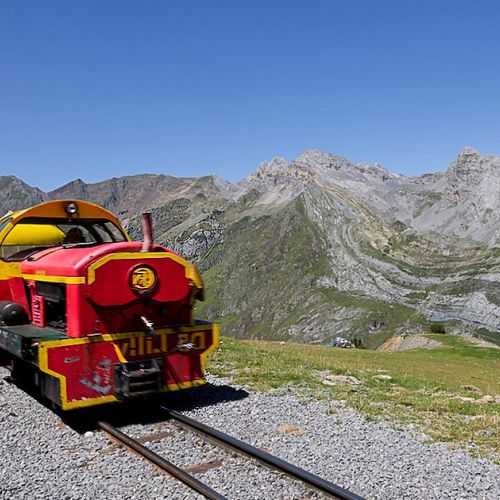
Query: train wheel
[
  {"left": 9, "top": 358, "right": 36, "bottom": 388},
  {"left": 0, "top": 347, "right": 9, "bottom": 367}
]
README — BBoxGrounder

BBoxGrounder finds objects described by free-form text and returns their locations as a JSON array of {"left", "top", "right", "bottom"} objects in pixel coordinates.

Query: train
[{"left": 0, "top": 200, "right": 218, "bottom": 410}]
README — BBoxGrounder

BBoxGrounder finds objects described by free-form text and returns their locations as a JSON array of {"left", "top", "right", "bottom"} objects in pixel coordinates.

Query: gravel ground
[{"left": 1, "top": 367, "right": 499, "bottom": 499}]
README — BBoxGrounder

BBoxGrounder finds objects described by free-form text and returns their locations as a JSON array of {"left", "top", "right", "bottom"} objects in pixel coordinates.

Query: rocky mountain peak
[
  {"left": 294, "top": 149, "right": 353, "bottom": 171},
  {"left": 245, "top": 150, "right": 359, "bottom": 185},
  {"left": 354, "top": 162, "right": 391, "bottom": 181},
  {"left": 252, "top": 156, "right": 289, "bottom": 180},
  {"left": 458, "top": 146, "right": 480, "bottom": 157},
  {"left": 293, "top": 150, "right": 392, "bottom": 183},
  {"left": 50, "top": 178, "right": 89, "bottom": 197},
  {"left": 445, "top": 147, "right": 500, "bottom": 195},
  {"left": 447, "top": 147, "right": 497, "bottom": 178}
]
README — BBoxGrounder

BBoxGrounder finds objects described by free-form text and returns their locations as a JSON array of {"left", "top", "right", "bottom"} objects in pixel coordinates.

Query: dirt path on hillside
[
  {"left": 377, "top": 335, "right": 442, "bottom": 352},
  {"left": 461, "top": 336, "right": 500, "bottom": 349}
]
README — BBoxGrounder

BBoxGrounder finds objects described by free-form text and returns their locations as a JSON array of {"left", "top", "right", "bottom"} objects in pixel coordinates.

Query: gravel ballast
[{"left": 1, "top": 368, "right": 499, "bottom": 499}]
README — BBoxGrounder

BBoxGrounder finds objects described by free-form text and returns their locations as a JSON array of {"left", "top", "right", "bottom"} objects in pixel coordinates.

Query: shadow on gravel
[
  {"left": 1, "top": 364, "right": 249, "bottom": 434},
  {"left": 62, "top": 382, "right": 249, "bottom": 433}
]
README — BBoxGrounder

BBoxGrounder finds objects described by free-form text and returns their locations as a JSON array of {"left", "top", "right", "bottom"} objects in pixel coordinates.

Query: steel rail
[
  {"left": 97, "top": 420, "right": 226, "bottom": 500},
  {"left": 161, "top": 406, "right": 364, "bottom": 500}
]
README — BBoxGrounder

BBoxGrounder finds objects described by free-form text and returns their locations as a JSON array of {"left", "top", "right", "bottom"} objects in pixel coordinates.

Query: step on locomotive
[{"left": 0, "top": 200, "right": 218, "bottom": 409}]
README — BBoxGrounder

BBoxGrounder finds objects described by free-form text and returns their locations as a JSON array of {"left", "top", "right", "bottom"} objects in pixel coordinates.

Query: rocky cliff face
[
  {"left": 2, "top": 148, "right": 499, "bottom": 346},
  {"left": 417, "top": 147, "right": 500, "bottom": 245}
]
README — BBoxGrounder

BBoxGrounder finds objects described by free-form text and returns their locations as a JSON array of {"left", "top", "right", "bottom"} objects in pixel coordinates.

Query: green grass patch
[{"left": 208, "top": 335, "right": 500, "bottom": 459}]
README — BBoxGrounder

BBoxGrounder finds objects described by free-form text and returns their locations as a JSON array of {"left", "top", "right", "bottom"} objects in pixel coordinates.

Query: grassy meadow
[{"left": 207, "top": 334, "right": 500, "bottom": 460}]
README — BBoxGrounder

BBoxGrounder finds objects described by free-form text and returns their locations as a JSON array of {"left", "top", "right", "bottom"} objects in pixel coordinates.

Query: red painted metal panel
[
  {"left": 21, "top": 243, "right": 193, "bottom": 337},
  {"left": 164, "top": 352, "right": 202, "bottom": 385},
  {"left": 0, "top": 279, "right": 12, "bottom": 302},
  {"left": 46, "top": 341, "right": 119, "bottom": 402},
  {"left": 90, "top": 299, "right": 192, "bottom": 336},
  {"left": 66, "top": 284, "right": 98, "bottom": 337},
  {"left": 8, "top": 277, "right": 31, "bottom": 319},
  {"left": 87, "top": 258, "right": 190, "bottom": 306},
  {"left": 20, "top": 242, "right": 180, "bottom": 277}
]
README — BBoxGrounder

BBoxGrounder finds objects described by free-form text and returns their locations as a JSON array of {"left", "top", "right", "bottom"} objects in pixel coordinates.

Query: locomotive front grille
[{"left": 114, "top": 359, "right": 162, "bottom": 398}]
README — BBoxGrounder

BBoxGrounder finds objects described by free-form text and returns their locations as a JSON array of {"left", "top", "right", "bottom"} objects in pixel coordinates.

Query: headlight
[{"left": 64, "top": 202, "right": 79, "bottom": 216}]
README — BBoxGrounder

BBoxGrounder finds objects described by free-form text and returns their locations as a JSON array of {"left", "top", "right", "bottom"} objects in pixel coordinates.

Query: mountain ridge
[{"left": 1, "top": 147, "right": 499, "bottom": 346}]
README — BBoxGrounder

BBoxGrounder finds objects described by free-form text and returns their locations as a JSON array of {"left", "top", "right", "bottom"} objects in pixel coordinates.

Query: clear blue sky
[{"left": 1, "top": 1, "right": 499, "bottom": 191}]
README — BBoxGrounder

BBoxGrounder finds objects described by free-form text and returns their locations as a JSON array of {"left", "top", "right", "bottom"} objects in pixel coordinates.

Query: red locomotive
[{"left": 0, "top": 200, "right": 218, "bottom": 409}]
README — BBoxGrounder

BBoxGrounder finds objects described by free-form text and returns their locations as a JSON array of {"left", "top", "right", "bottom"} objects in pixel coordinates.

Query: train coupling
[{"left": 114, "top": 359, "right": 162, "bottom": 398}]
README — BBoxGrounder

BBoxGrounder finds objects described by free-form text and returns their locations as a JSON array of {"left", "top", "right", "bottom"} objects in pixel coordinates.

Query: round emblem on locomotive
[{"left": 129, "top": 265, "right": 157, "bottom": 293}]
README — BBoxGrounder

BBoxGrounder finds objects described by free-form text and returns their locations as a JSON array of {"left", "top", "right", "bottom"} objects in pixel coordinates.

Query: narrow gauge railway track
[
  {"left": 98, "top": 420, "right": 224, "bottom": 500},
  {"left": 97, "top": 409, "right": 364, "bottom": 500}
]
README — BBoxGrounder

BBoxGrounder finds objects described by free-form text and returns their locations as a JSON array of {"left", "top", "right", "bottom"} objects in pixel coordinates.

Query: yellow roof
[
  {"left": 1, "top": 200, "right": 123, "bottom": 226},
  {"left": 0, "top": 200, "right": 130, "bottom": 245}
]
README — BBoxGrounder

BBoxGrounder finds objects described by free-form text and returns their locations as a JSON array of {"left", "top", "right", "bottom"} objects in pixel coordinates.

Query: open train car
[{"left": 0, "top": 200, "right": 218, "bottom": 409}]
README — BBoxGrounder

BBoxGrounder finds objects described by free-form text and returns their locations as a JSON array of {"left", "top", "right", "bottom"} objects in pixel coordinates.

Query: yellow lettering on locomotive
[
  {"left": 129, "top": 336, "right": 137, "bottom": 356},
  {"left": 120, "top": 342, "right": 129, "bottom": 356},
  {"left": 145, "top": 336, "right": 161, "bottom": 355},
  {"left": 138, "top": 335, "right": 145, "bottom": 356},
  {"left": 115, "top": 331, "right": 208, "bottom": 360},
  {"left": 160, "top": 333, "right": 168, "bottom": 353},
  {"left": 177, "top": 333, "right": 190, "bottom": 346}
]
